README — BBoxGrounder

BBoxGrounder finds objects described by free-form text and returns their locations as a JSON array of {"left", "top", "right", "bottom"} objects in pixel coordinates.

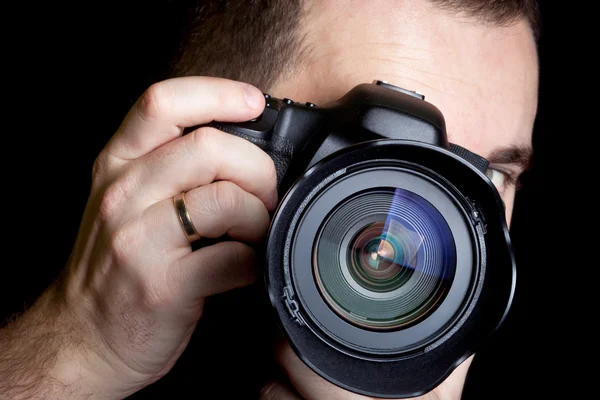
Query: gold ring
[{"left": 173, "top": 192, "right": 201, "bottom": 243}]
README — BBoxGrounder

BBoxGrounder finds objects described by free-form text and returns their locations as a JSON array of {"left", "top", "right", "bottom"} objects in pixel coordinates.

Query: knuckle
[
  {"left": 98, "top": 186, "right": 124, "bottom": 222},
  {"left": 212, "top": 180, "right": 242, "bottom": 217},
  {"left": 92, "top": 153, "right": 108, "bottom": 181},
  {"left": 98, "top": 174, "right": 138, "bottom": 222},
  {"left": 139, "top": 81, "right": 175, "bottom": 122},
  {"left": 92, "top": 146, "right": 130, "bottom": 186},
  {"left": 109, "top": 222, "right": 142, "bottom": 267},
  {"left": 184, "top": 128, "right": 219, "bottom": 178},
  {"left": 188, "top": 126, "right": 220, "bottom": 160}
]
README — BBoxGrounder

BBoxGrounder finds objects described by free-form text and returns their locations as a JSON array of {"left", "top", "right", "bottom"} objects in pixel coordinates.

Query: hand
[
  {"left": 0, "top": 77, "right": 277, "bottom": 399},
  {"left": 260, "top": 339, "right": 473, "bottom": 400}
]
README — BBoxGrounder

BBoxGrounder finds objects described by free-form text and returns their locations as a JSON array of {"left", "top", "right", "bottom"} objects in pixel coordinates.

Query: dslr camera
[{"left": 211, "top": 80, "right": 515, "bottom": 398}]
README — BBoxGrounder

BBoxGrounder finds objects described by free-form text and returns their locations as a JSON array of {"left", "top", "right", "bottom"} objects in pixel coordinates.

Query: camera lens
[
  {"left": 348, "top": 221, "right": 416, "bottom": 293},
  {"left": 267, "top": 142, "right": 512, "bottom": 397},
  {"left": 314, "top": 188, "right": 456, "bottom": 330}
]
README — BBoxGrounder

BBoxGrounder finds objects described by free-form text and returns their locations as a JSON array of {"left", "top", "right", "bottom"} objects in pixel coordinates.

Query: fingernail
[{"left": 244, "top": 85, "right": 263, "bottom": 109}]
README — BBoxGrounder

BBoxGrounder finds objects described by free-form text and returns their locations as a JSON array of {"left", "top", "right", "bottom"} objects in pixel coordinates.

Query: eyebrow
[{"left": 487, "top": 144, "right": 533, "bottom": 171}]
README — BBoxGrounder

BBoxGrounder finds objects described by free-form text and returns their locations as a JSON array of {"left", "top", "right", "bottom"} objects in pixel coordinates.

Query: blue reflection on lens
[{"left": 315, "top": 187, "right": 457, "bottom": 329}]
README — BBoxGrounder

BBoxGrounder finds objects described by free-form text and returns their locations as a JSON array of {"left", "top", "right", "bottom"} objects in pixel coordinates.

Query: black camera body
[{"left": 212, "top": 80, "right": 515, "bottom": 398}]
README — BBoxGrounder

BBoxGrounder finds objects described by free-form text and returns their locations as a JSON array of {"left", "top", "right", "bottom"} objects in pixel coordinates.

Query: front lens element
[
  {"left": 349, "top": 221, "right": 417, "bottom": 293},
  {"left": 314, "top": 188, "right": 456, "bottom": 330}
]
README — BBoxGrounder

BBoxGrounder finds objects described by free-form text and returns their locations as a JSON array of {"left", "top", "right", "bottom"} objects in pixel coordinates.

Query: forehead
[
  {"left": 400, "top": 19, "right": 540, "bottom": 157},
  {"left": 273, "top": 2, "right": 539, "bottom": 158}
]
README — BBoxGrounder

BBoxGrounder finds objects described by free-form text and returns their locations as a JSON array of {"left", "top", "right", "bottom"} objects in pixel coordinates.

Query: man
[{"left": 0, "top": 0, "right": 540, "bottom": 399}]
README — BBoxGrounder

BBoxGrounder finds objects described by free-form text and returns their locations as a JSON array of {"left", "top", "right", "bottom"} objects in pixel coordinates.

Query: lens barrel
[{"left": 265, "top": 140, "right": 515, "bottom": 398}]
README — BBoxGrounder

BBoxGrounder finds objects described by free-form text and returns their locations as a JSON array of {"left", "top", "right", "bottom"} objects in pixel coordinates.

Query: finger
[
  {"left": 275, "top": 341, "right": 368, "bottom": 400},
  {"left": 260, "top": 381, "right": 304, "bottom": 400},
  {"left": 144, "top": 180, "right": 271, "bottom": 250},
  {"left": 131, "top": 127, "right": 277, "bottom": 210},
  {"left": 104, "top": 76, "right": 265, "bottom": 162},
  {"left": 168, "top": 241, "right": 258, "bottom": 300}
]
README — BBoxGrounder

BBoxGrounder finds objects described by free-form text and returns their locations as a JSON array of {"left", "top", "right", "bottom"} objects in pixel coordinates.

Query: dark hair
[{"left": 169, "top": 0, "right": 539, "bottom": 91}]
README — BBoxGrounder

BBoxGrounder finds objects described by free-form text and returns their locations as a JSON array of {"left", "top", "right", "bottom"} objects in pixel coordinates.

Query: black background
[{"left": 2, "top": 2, "right": 560, "bottom": 399}]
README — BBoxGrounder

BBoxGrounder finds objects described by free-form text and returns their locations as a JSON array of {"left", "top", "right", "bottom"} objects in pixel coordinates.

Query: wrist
[
  {"left": 46, "top": 282, "right": 154, "bottom": 399},
  {"left": 0, "top": 283, "right": 86, "bottom": 399},
  {"left": 0, "top": 283, "right": 143, "bottom": 399}
]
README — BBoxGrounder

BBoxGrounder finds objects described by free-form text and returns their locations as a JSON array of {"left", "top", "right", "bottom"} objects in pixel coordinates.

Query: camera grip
[{"left": 210, "top": 122, "right": 294, "bottom": 186}]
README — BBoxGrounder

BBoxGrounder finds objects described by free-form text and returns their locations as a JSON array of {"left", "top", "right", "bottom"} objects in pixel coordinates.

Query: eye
[{"left": 485, "top": 168, "right": 509, "bottom": 192}]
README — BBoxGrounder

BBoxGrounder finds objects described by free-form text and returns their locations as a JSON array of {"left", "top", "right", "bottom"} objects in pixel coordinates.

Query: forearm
[{"left": 0, "top": 284, "right": 95, "bottom": 399}]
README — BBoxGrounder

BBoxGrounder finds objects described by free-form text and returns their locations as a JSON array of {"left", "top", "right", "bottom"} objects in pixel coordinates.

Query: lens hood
[{"left": 265, "top": 139, "right": 515, "bottom": 398}]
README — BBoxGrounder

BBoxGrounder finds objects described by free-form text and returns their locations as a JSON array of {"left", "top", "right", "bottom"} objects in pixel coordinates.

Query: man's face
[{"left": 270, "top": 0, "right": 539, "bottom": 224}]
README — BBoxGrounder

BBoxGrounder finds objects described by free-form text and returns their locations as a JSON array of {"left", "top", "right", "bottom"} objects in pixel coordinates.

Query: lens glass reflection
[{"left": 314, "top": 188, "right": 456, "bottom": 330}]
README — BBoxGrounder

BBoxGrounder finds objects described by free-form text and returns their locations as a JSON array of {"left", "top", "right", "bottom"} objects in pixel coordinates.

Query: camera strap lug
[
  {"left": 283, "top": 286, "right": 306, "bottom": 326},
  {"left": 466, "top": 197, "right": 487, "bottom": 234}
]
